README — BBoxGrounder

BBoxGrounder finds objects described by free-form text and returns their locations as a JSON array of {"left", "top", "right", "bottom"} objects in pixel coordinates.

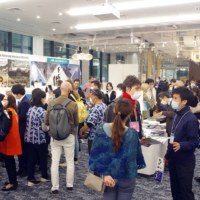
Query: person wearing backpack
[
  {"left": 44, "top": 82, "right": 78, "bottom": 195},
  {"left": 0, "top": 95, "right": 22, "bottom": 191}
]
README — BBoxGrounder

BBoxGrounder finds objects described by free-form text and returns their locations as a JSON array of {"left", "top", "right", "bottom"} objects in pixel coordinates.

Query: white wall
[
  {"left": 33, "top": 36, "right": 44, "bottom": 56},
  {"left": 109, "top": 64, "right": 138, "bottom": 90}
]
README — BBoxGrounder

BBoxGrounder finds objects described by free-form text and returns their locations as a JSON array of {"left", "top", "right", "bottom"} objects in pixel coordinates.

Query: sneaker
[
  {"left": 50, "top": 190, "right": 58, "bottom": 195},
  {"left": 59, "top": 162, "right": 67, "bottom": 167},
  {"left": 41, "top": 177, "right": 51, "bottom": 182},
  {"left": 67, "top": 187, "right": 73, "bottom": 192},
  {"left": 28, "top": 180, "right": 41, "bottom": 187},
  {"left": 74, "top": 161, "right": 78, "bottom": 165}
]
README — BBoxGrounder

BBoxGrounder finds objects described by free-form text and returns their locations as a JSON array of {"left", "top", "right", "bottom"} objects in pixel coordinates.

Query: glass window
[
  {"left": 44, "top": 40, "right": 51, "bottom": 56},
  {"left": 68, "top": 44, "right": 77, "bottom": 59},
  {"left": 0, "top": 30, "right": 8, "bottom": 51},
  {"left": 102, "top": 53, "right": 109, "bottom": 82},
  {"left": 12, "top": 33, "right": 32, "bottom": 54},
  {"left": 54, "top": 42, "right": 66, "bottom": 58}
]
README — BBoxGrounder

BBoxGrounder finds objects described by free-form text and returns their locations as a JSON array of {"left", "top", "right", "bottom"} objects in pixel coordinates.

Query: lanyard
[{"left": 171, "top": 111, "right": 190, "bottom": 134}]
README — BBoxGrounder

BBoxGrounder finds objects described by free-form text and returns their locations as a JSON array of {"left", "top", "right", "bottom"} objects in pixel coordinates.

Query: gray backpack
[{"left": 49, "top": 98, "right": 72, "bottom": 140}]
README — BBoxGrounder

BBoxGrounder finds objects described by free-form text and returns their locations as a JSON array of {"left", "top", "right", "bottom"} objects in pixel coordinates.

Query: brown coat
[
  {"left": 162, "top": 101, "right": 176, "bottom": 136},
  {"left": 0, "top": 108, "right": 22, "bottom": 156},
  {"left": 44, "top": 95, "right": 79, "bottom": 135}
]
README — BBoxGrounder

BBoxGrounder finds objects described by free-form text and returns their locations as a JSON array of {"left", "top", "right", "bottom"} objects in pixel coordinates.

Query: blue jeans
[
  {"left": 74, "top": 126, "right": 79, "bottom": 160},
  {"left": 103, "top": 178, "right": 135, "bottom": 200}
]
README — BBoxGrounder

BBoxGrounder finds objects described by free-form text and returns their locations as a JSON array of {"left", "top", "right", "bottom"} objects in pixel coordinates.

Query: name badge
[
  {"left": 170, "top": 133, "right": 175, "bottom": 143},
  {"left": 130, "top": 122, "right": 139, "bottom": 132}
]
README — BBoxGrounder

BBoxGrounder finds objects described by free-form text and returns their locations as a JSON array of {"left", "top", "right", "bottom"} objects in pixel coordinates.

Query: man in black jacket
[
  {"left": 73, "top": 79, "right": 85, "bottom": 103},
  {"left": 53, "top": 80, "right": 63, "bottom": 98}
]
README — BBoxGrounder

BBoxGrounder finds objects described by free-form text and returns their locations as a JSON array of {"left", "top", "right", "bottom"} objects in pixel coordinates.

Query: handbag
[{"left": 84, "top": 171, "right": 105, "bottom": 194}]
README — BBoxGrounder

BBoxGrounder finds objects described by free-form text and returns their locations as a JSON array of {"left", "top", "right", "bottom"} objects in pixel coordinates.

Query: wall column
[
  {"left": 157, "top": 57, "right": 161, "bottom": 77},
  {"left": 147, "top": 47, "right": 152, "bottom": 78},
  {"left": 33, "top": 35, "right": 43, "bottom": 56}
]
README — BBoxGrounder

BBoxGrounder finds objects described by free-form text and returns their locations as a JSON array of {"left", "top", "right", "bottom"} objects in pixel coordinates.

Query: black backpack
[
  {"left": 0, "top": 109, "right": 12, "bottom": 142},
  {"left": 49, "top": 98, "right": 72, "bottom": 140}
]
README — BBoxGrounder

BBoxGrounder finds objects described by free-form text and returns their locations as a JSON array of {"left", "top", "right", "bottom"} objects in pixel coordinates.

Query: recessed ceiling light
[
  {"left": 36, "top": 16, "right": 40, "bottom": 19},
  {"left": 70, "top": 27, "right": 73, "bottom": 29},
  {"left": 59, "top": 13, "right": 62, "bottom": 16},
  {"left": 53, "top": 28, "right": 56, "bottom": 31},
  {"left": 17, "top": 18, "right": 20, "bottom": 21}
]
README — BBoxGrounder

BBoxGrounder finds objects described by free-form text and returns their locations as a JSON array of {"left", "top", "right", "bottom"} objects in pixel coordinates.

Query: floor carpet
[{"left": 0, "top": 141, "right": 200, "bottom": 200}]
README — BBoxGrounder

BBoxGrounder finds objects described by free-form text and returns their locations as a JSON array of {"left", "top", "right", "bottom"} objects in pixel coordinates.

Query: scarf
[{"left": 122, "top": 92, "right": 137, "bottom": 118}]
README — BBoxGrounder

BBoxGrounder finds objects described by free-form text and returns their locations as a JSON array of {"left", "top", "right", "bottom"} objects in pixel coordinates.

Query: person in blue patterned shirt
[
  {"left": 79, "top": 89, "right": 107, "bottom": 154},
  {"left": 24, "top": 90, "right": 49, "bottom": 186}
]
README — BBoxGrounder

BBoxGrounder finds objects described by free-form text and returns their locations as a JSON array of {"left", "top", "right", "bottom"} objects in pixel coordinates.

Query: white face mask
[
  {"left": 161, "top": 100, "right": 167, "bottom": 105},
  {"left": 116, "top": 90, "right": 122, "bottom": 98},
  {"left": 191, "top": 84, "right": 195, "bottom": 87},
  {"left": 90, "top": 98, "right": 94, "bottom": 104},
  {"left": 1, "top": 100, "right": 8, "bottom": 108},
  {"left": 107, "top": 87, "right": 112, "bottom": 91},
  {"left": 156, "top": 79, "right": 159, "bottom": 82},
  {"left": 131, "top": 91, "right": 141, "bottom": 100},
  {"left": 91, "top": 87, "right": 94, "bottom": 90}
]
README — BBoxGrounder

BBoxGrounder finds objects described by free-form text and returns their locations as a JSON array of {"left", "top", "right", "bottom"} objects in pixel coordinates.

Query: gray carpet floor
[{"left": 0, "top": 141, "right": 200, "bottom": 200}]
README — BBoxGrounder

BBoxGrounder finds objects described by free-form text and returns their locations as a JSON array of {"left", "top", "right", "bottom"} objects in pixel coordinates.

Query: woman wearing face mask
[
  {"left": 0, "top": 95, "right": 22, "bottom": 191},
  {"left": 106, "top": 82, "right": 116, "bottom": 105},
  {"left": 156, "top": 92, "right": 175, "bottom": 137},
  {"left": 79, "top": 89, "right": 107, "bottom": 154},
  {"left": 141, "top": 83, "right": 155, "bottom": 119},
  {"left": 24, "top": 90, "right": 50, "bottom": 186}
]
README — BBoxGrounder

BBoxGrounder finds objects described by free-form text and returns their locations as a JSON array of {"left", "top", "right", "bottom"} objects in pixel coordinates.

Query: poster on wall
[
  {"left": 0, "top": 57, "right": 30, "bottom": 87},
  {"left": 30, "top": 61, "right": 81, "bottom": 87}
]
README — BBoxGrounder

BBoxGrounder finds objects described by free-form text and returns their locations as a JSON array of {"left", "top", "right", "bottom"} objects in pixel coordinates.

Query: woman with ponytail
[{"left": 89, "top": 98, "right": 146, "bottom": 200}]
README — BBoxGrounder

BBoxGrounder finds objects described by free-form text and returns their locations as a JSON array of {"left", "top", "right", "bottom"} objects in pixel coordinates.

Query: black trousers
[
  {"left": 4, "top": 155, "right": 17, "bottom": 184},
  {"left": 18, "top": 137, "right": 28, "bottom": 172},
  {"left": 27, "top": 143, "right": 48, "bottom": 181},
  {"left": 168, "top": 161, "right": 195, "bottom": 200}
]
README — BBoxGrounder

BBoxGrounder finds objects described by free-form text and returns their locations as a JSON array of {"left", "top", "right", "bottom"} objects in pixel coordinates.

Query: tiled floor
[{"left": 0, "top": 141, "right": 200, "bottom": 200}]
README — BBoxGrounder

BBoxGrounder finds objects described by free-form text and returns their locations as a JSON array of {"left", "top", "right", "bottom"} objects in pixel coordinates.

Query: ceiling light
[
  {"left": 59, "top": 13, "right": 62, "bottom": 16},
  {"left": 70, "top": 27, "right": 73, "bottom": 29},
  {"left": 76, "top": 14, "right": 200, "bottom": 30},
  {"left": 36, "top": 16, "right": 40, "bottom": 19},
  {"left": 53, "top": 28, "right": 56, "bottom": 31},
  {"left": 17, "top": 18, "right": 20, "bottom": 21},
  {"left": 67, "top": 0, "right": 200, "bottom": 16}
]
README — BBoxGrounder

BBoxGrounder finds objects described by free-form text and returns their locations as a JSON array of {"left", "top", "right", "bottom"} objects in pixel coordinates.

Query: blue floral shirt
[
  {"left": 89, "top": 123, "right": 146, "bottom": 180},
  {"left": 24, "top": 106, "right": 46, "bottom": 144},
  {"left": 87, "top": 103, "right": 107, "bottom": 140}
]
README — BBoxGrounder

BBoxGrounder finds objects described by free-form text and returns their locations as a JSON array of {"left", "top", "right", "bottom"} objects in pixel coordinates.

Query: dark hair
[
  {"left": 7, "top": 95, "right": 17, "bottom": 112},
  {"left": 192, "top": 86, "right": 200, "bottom": 100},
  {"left": 11, "top": 84, "right": 25, "bottom": 95},
  {"left": 157, "top": 77, "right": 161, "bottom": 80},
  {"left": 161, "top": 83, "right": 169, "bottom": 92},
  {"left": 117, "top": 83, "right": 124, "bottom": 90},
  {"left": 172, "top": 86, "right": 193, "bottom": 106},
  {"left": 112, "top": 99, "right": 132, "bottom": 153},
  {"left": 32, "top": 88, "right": 42, "bottom": 99},
  {"left": 73, "top": 79, "right": 80, "bottom": 83},
  {"left": 0, "top": 93, "right": 5, "bottom": 101},
  {"left": 90, "top": 89, "right": 102, "bottom": 100},
  {"left": 145, "top": 79, "right": 154, "bottom": 84},
  {"left": 92, "top": 80, "right": 100, "bottom": 89},
  {"left": 45, "top": 85, "right": 53, "bottom": 93},
  {"left": 170, "top": 79, "right": 176, "bottom": 83},
  {"left": 123, "top": 75, "right": 141, "bottom": 91},
  {"left": 32, "top": 90, "right": 46, "bottom": 107},
  {"left": 158, "top": 92, "right": 170, "bottom": 99},
  {"left": 57, "top": 80, "right": 63, "bottom": 86},
  {"left": 89, "top": 76, "right": 94, "bottom": 80},
  {"left": 106, "top": 82, "right": 113, "bottom": 90}
]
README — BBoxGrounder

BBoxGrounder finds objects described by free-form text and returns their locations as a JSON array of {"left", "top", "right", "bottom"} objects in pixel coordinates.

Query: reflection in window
[
  {"left": 44, "top": 40, "right": 51, "bottom": 56},
  {"left": 0, "top": 31, "right": 8, "bottom": 51},
  {"left": 54, "top": 42, "right": 66, "bottom": 58}
]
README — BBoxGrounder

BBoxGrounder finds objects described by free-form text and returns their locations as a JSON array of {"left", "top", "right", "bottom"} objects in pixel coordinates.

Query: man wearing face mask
[
  {"left": 164, "top": 87, "right": 198, "bottom": 200},
  {"left": 104, "top": 75, "right": 144, "bottom": 141},
  {"left": 73, "top": 79, "right": 86, "bottom": 103},
  {"left": 116, "top": 83, "right": 124, "bottom": 98},
  {"left": 154, "top": 76, "right": 164, "bottom": 97},
  {"left": 156, "top": 92, "right": 175, "bottom": 137},
  {"left": 188, "top": 79, "right": 198, "bottom": 90}
]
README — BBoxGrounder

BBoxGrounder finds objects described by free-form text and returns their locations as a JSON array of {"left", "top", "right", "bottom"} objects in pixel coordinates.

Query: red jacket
[{"left": 0, "top": 107, "right": 22, "bottom": 156}]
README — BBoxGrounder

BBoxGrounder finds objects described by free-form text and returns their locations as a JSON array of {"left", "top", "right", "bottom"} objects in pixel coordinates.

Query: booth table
[{"left": 138, "top": 120, "right": 168, "bottom": 175}]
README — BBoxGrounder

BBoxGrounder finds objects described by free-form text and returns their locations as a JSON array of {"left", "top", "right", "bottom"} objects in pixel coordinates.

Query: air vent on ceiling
[
  {"left": 7, "top": 7, "right": 23, "bottom": 12},
  {"left": 50, "top": 21, "right": 62, "bottom": 25}
]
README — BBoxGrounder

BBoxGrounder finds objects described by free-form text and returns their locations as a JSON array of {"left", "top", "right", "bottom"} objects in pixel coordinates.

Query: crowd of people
[{"left": 0, "top": 75, "right": 199, "bottom": 200}]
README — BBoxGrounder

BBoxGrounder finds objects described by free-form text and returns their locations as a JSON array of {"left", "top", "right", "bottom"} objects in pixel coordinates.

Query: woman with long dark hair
[
  {"left": 24, "top": 90, "right": 49, "bottom": 186},
  {"left": 0, "top": 95, "right": 22, "bottom": 191},
  {"left": 106, "top": 82, "right": 116, "bottom": 105},
  {"left": 89, "top": 98, "right": 146, "bottom": 200}
]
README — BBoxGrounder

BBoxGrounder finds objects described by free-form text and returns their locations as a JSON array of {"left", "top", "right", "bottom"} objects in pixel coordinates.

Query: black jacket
[
  {"left": 77, "top": 88, "right": 86, "bottom": 103},
  {"left": 103, "top": 97, "right": 143, "bottom": 139},
  {"left": 53, "top": 87, "right": 61, "bottom": 98},
  {"left": 106, "top": 90, "right": 116, "bottom": 105}
]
